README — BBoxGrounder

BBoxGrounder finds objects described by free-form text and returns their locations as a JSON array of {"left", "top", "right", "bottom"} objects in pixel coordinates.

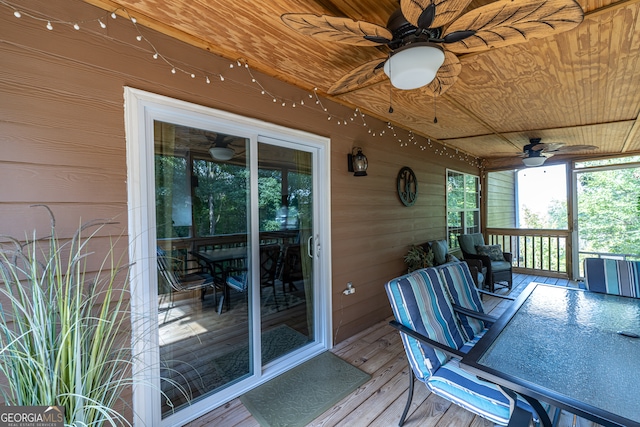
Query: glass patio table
[{"left": 461, "top": 283, "right": 640, "bottom": 427}]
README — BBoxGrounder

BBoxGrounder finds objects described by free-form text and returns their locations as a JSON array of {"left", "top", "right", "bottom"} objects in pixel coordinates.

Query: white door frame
[{"left": 124, "top": 87, "right": 332, "bottom": 426}]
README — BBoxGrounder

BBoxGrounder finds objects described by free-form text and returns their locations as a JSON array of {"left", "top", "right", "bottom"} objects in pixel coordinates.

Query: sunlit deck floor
[{"left": 187, "top": 273, "right": 601, "bottom": 427}]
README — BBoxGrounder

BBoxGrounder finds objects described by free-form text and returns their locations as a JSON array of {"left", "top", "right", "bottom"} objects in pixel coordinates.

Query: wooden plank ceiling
[{"left": 84, "top": 0, "right": 640, "bottom": 168}]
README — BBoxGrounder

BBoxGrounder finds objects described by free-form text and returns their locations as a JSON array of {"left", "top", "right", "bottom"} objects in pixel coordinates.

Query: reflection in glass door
[
  {"left": 125, "top": 88, "right": 331, "bottom": 426},
  {"left": 257, "top": 142, "right": 313, "bottom": 367},
  {"left": 152, "top": 122, "right": 316, "bottom": 421},
  {"left": 155, "top": 121, "right": 252, "bottom": 417}
]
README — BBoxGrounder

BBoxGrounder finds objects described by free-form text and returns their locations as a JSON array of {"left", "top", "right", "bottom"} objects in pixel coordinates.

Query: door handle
[{"left": 307, "top": 236, "right": 313, "bottom": 258}]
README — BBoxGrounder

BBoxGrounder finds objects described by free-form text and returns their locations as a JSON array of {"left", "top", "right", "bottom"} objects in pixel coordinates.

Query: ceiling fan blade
[
  {"left": 538, "top": 142, "right": 566, "bottom": 152},
  {"left": 401, "top": 0, "right": 474, "bottom": 29},
  {"left": 442, "top": 0, "right": 584, "bottom": 54},
  {"left": 281, "top": 14, "right": 392, "bottom": 46},
  {"left": 420, "top": 51, "right": 461, "bottom": 97},
  {"left": 549, "top": 144, "right": 598, "bottom": 153},
  {"left": 328, "top": 58, "right": 388, "bottom": 95}
]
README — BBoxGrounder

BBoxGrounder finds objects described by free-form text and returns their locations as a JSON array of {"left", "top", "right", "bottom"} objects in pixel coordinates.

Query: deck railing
[{"left": 486, "top": 228, "right": 571, "bottom": 278}]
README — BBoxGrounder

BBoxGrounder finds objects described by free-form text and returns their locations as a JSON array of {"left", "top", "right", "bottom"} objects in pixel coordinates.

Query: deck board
[{"left": 186, "top": 273, "right": 601, "bottom": 427}]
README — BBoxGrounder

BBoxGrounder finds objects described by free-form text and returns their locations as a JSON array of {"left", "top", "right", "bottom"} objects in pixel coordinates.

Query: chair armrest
[
  {"left": 477, "top": 289, "right": 516, "bottom": 300},
  {"left": 503, "top": 252, "right": 513, "bottom": 263},
  {"left": 389, "top": 320, "right": 466, "bottom": 359},
  {"left": 452, "top": 305, "right": 497, "bottom": 325},
  {"left": 463, "top": 252, "right": 492, "bottom": 268},
  {"left": 463, "top": 258, "right": 483, "bottom": 271}
]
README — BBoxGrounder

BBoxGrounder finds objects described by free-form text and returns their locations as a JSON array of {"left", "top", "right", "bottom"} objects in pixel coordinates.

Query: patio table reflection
[{"left": 191, "top": 247, "right": 248, "bottom": 313}]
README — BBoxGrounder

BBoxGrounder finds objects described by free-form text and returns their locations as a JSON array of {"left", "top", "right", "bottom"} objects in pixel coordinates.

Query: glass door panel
[
  {"left": 258, "top": 143, "right": 313, "bottom": 366},
  {"left": 155, "top": 121, "right": 251, "bottom": 417}
]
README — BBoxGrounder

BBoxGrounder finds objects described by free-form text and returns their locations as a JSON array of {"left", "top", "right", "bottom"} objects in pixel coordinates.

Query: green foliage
[
  {"left": 156, "top": 154, "right": 309, "bottom": 240},
  {"left": 0, "top": 206, "right": 133, "bottom": 426},
  {"left": 193, "top": 160, "right": 249, "bottom": 236},
  {"left": 577, "top": 167, "right": 640, "bottom": 256},
  {"left": 403, "top": 245, "right": 434, "bottom": 272}
]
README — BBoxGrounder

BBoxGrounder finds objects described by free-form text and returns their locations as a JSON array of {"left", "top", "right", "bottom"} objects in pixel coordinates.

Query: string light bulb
[{"left": 0, "top": 0, "right": 485, "bottom": 167}]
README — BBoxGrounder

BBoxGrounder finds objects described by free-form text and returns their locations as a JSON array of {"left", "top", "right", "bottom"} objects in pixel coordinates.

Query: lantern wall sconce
[{"left": 348, "top": 147, "right": 368, "bottom": 176}]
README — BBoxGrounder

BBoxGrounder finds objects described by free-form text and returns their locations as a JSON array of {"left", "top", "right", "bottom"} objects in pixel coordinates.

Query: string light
[{"left": 0, "top": 0, "right": 482, "bottom": 168}]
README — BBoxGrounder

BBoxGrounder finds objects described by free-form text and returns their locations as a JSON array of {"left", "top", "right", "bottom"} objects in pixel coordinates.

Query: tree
[{"left": 577, "top": 167, "right": 640, "bottom": 257}]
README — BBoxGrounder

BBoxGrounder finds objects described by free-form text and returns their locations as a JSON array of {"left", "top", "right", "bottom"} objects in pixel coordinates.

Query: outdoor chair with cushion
[
  {"left": 583, "top": 258, "right": 640, "bottom": 297},
  {"left": 385, "top": 267, "right": 540, "bottom": 427},
  {"left": 436, "top": 261, "right": 515, "bottom": 342},
  {"left": 458, "top": 233, "right": 513, "bottom": 292}
]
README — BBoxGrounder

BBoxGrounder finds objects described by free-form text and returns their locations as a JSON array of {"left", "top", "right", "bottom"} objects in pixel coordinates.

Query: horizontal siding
[
  {"left": 0, "top": 0, "right": 482, "bottom": 417},
  {"left": 486, "top": 170, "right": 516, "bottom": 228}
]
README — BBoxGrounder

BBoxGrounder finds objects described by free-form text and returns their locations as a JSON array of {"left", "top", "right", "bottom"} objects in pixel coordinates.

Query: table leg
[
  {"left": 499, "top": 385, "right": 553, "bottom": 427},
  {"left": 520, "top": 394, "right": 553, "bottom": 427}
]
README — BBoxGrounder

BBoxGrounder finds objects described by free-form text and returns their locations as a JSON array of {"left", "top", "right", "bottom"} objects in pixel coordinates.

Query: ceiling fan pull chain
[
  {"left": 388, "top": 58, "right": 394, "bottom": 113},
  {"left": 433, "top": 96, "right": 438, "bottom": 124}
]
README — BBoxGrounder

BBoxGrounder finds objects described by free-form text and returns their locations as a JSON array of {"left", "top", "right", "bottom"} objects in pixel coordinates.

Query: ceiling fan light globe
[
  {"left": 209, "top": 146, "right": 235, "bottom": 161},
  {"left": 522, "top": 156, "right": 547, "bottom": 167},
  {"left": 383, "top": 43, "right": 445, "bottom": 90}
]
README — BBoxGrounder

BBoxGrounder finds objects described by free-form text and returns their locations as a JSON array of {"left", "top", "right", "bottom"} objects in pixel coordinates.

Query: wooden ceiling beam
[
  {"left": 441, "top": 94, "right": 520, "bottom": 150},
  {"left": 622, "top": 113, "right": 640, "bottom": 153}
]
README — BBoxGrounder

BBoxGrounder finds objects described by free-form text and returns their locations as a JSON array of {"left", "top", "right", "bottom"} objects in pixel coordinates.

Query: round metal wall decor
[{"left": 397, "top": 166, "right": 417, "bottom": 206}]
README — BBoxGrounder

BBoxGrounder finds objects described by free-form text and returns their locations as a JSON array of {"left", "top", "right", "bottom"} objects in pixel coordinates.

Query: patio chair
[
  {"left": 260, "top": 244, "right": 282, "bottom": 310},
  {"left": 385, "top": 267, "right": 538, "bottom": 426},
  {"left": 458, "top": 233, "right": 513, "bottom": 292},
  {"left": 583, "top": 258, "right": 640, "bottom": 297},
  {"left": 280, "top": 244, "right": 302, "bottom": 293},
  {"left": 156, "top": 247, "right": 217, "bottom": 310},
  {"left": 436, "top": 262, "right": 515, "bottom": 343}
]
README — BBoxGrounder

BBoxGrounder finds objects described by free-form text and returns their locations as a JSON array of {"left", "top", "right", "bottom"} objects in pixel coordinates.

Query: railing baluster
[{"left": 486, "top": 228, "right": 571, "bottom": 278}]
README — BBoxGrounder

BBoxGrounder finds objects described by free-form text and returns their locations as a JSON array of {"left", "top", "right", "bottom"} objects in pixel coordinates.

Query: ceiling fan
[
  {"left": 281, "top": 0, "right": 584, "bottom": 96},
  {"left": 520, "top": 138, "right": 597, "bottom": 166}
]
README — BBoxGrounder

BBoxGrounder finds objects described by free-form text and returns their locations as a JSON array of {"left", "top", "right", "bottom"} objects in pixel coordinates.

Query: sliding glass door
[{"left": 125, "top": 88, "right": 330, "bottom": 427}]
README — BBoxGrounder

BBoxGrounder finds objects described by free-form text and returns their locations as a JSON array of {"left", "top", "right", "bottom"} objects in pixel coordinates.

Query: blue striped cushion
[
  {"left": 584, "top": 258, "right": 640, "bottom": 297},
  {"left": 226, "top": 273, "right": 247, "bottom": 292},
  {"left": 385, "top": 268, "right": 466, "bottom": 379},
  {"left": 460, "top": 328, "right": 487, "bottom": 354},
  {"left": 438, "top": 262, "right": 486, "bottom": 340},
  {"left": 427, "top": 358, "right": 535, "bottom": 426}
]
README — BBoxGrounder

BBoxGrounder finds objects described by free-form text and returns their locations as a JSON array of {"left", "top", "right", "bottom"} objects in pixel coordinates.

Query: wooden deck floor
[{"left": 186, "top": 273, "right": 600, "bottom": 427}]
